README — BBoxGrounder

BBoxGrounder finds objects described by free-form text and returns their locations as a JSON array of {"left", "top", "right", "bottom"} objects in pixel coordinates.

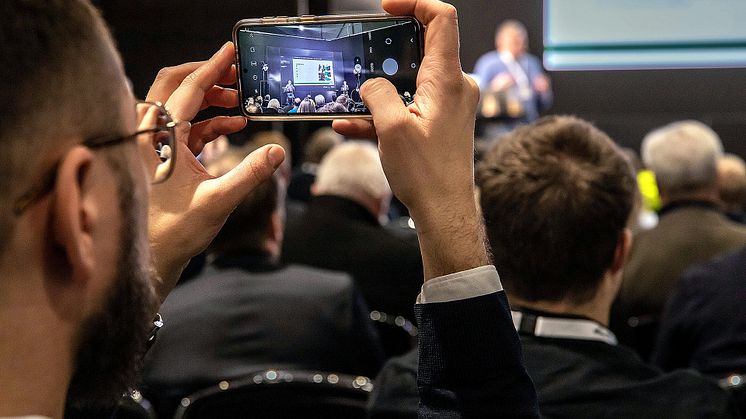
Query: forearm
[
  {"left": 416, "top": 291, "right": 540, "bottom": 418},
  {"left": 410, "top": 195, "right": 490, "bottom": 281}
]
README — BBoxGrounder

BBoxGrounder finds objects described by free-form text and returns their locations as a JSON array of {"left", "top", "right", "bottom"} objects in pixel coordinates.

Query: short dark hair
[
  {"left": 0, "top": 0, "right": 125, "bottom": 254},
  {"left": 477, "top": 116, "right": 636, "bottom": 304},
  {"left": 208, "top": 148, "right": 279, "bottom": 256}
]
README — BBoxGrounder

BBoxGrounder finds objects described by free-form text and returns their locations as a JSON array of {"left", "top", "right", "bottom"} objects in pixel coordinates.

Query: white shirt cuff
[{"left": 416, "top": 265, "right": 503, "bottom": 304}]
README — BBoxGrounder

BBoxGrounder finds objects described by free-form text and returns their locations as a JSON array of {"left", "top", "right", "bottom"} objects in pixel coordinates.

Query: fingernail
[
  {"left": 218, "top": 41, "right": 231, "bottom": 54},
  {"left": 268, "top": 146, "right": 285, "bottom": 169}
]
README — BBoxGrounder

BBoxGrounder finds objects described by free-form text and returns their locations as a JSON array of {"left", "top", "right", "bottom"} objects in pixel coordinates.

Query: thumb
[
  {"left": 361, "top": 78, "right": 410, "bottom": 131},
  {"left": 210, "top": 144, "right": 285, "bottom": 205}
]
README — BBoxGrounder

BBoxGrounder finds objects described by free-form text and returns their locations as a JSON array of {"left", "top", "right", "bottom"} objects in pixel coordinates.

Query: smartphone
[{"left": 233, "top": 14, "right": 423, "bottom": 120}]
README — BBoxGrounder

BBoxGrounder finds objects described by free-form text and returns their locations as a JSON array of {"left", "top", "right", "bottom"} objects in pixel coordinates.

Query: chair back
[
  {"left": 370, "top": 310, "right": 417, "bottom": 357},
  {"left": 173, "top": 369, "right": 373, "bottom": 419}
]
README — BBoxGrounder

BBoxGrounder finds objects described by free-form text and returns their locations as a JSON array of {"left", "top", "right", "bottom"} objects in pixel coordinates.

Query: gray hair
[
  {"left": 315, "top": 141, "right": 391, "bottom": 202},
  {"left": 314, "top": 94, "right": 326, "bottom": 108},
  {"left": 641, "top": 120, "right": 723, "bottom": 195}
]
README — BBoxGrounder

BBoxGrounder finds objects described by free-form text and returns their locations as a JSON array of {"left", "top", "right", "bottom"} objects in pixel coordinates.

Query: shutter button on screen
[{"left": 382, "top": 58, "right": 399, "bottom": 76}]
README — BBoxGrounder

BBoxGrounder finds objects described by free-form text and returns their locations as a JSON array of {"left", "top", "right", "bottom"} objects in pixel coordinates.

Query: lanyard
[{"left": 511, "top": 310, "right": 617, "bottom": 345}]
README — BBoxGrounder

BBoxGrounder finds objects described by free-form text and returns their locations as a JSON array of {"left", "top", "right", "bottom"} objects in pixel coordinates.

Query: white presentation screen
[
  {"left": 292, "top": 58, "right": 335, "bottom": 86},
  {"left": 544, "top": 0, "right": 746, "bottom": 70}
]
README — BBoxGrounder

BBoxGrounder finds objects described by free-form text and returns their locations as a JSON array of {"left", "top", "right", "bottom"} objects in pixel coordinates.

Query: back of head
[
  {"left": 304, "top": 127, "right": 344, "bottom": 164},
  {"left": 207, "top": 146, "right": 280, "bottom": 256},
  {"left": 0, "top": 0, "right": 127, "bottom": 256},
  {"left": 641, "top": 120, "right": 723, "bottom": 198},
  {"left": 267, "top": 98, "right": 281, "bottom": 110},
  {"left": 717, "top": 153, "right": 746, "bottom": 212},
  {"left": 477, "top": 116, "right": 636, "bottom": 304},
  {"left": 299, "top": 98, "right": 316, "bottom": 113},
  {"left": 314, "top": 94, "right": 326, "bottom": 107},
  {"left": 315, "top": 141, "right": 391, "bottom": 204}
]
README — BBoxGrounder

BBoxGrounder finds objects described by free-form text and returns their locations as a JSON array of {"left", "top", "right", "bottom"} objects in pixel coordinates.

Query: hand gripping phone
[{"left": 233, "top": 14, "right": 424, "bottom": 120}]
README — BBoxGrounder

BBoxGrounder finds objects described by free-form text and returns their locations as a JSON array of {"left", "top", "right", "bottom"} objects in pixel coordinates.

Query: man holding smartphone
[{"left": 0, "top": 1, "right": 537, "bottom": 419}]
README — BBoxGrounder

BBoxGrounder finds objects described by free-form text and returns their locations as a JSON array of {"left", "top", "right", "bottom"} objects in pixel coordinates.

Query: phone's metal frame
[{"left": 232, "top": 13, "right": 424, "bottom": 121}]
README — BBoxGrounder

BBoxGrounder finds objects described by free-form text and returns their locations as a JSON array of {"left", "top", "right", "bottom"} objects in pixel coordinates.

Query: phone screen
[{"left": 235, "top": 17, "right": 422, "bottom": 118}]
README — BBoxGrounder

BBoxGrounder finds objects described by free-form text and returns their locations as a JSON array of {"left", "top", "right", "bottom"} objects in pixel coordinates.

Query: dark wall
[
  {"left": 447, "top": 0, "right": 746, "bottom": 157},
  {"left": 94, "top": 0, "right": 330, "bottom": 158}
]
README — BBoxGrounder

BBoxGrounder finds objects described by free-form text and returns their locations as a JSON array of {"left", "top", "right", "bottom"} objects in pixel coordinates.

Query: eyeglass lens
[{"left": 136, "top": 102, "right": 175, "bottom": 184}]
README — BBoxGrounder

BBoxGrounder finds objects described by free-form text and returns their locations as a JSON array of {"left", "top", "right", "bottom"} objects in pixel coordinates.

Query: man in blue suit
[{"left": 474, "top": 20, "right": 553, "bottom": 138}]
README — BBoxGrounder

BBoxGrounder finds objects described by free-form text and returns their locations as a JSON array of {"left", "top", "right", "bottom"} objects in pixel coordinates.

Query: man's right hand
[{"left": 333, "top": 0, "right": 489, "bottom": 280}]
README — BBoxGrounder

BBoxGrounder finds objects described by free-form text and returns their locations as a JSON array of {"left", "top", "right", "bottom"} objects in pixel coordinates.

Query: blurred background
[{"left": 94, "top": 0, "right": 746, "bottom": 157}]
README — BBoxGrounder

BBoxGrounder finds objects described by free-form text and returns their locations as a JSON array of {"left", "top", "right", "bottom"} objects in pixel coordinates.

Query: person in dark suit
[
  {"left": 369, "top": 116, "right": 739, "bottom": 418},
  {"left": 617, "top": 121, "right": 746, "bottom": 360},
  {"left": 283, "top": 141, "right": 423, "bottom": 322},
  {"left": 141, "top": 149, "right": 384, "bottom": 417},
  {"left": 653, "top": 244, "right": 746, "bottom": 376}
]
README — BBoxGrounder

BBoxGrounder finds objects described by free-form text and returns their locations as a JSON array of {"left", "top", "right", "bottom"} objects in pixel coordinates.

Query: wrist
[{"left": 408, "top": 192, "right": 491, "bottom": 280}]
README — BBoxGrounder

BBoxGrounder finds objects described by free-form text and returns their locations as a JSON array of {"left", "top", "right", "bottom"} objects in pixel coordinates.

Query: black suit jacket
[
  {"left": 520, "top": 334, "right": 738, "bottom": 418},
  {"left": 371, "top": 292, "right": 540, "bottom": 418},
  {"left": 621, "top": 202, "right": 746, "bottom": 319},
  {"left": 653, "top": 245, "right": 746, "bottom": 376},
  {"left": 372, "top": 304, "right": 738, "bottom": 418},
  {"left": 141, "top": 254, "right": 383, "bottom": 417},
  {"left": 615, "top": 201, "right": 746, "bottom": 359},
  {"left": 282, "top": 195, "right": 424, "bottom": 320}
]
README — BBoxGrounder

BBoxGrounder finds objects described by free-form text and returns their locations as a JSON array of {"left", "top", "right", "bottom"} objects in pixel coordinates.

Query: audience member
[
  {"left": 265, "top": 98, "right": 281, "bottom": 114},
  {"left": 617, "top": 121, "right": 746, "bottom": 360},
  {"left": 283, "top": 141, "right": 423, "bottom": 322},
  {"left": 141, "top": 147, "right": 383, "bottom": 417},
  {"left": 0, "top": 0, "right": 284, "bottom": 416},
  {"left": 1, "top": 0, "right": 540, "bottom": 417},
  {"left": 717, "top": 153, "right": 746, "bottom": 224},
  {"left": 298, "top": 97, "right": 317, "bottom": 113},
  {"left": 288, "top": 127, "right": 344, "bottom": 203},
  {"left": 314, "top": 94, "right": 326, "bottom": 109},
  {"left": 369, "top": 116, "right": 739, "bottom": 418},
  {"left": 286, "top": 97, "right": 302, "bottom": 113},
  {"left": 653, "top": 244, "right": 746, "bottom": 377},
  {"left": 474, "top": 19, "right": 552, "bottom": 138}
]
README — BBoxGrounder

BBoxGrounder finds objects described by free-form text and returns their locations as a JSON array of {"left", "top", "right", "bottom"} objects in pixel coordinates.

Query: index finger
[
  {"left": 382, "top": 0, "right": 462, "bottom": 72},
  {"left": 146, "top": 61, "right": 204, "bottom": 104},
  {"left": 164, "top": 42, "right": 236, "bottom": 121}
]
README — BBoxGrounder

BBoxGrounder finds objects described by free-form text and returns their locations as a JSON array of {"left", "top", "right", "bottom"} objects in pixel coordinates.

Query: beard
[{"left": 65, "top": 154, "right": 160, "bottom": 410}]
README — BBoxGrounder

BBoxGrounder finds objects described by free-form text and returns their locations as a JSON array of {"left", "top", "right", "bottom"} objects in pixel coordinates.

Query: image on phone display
[{"left": 235, "top": 17, "right": 422, "bottom": 118}]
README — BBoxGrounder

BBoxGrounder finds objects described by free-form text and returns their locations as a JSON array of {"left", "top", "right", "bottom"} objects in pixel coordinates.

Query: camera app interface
[{"left": 237, "top": 18, "right": 421, "bottom": 115}]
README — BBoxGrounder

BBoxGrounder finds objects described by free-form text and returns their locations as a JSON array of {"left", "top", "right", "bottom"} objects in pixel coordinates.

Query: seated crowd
[
  {"left": 246, "top": 93, "right": 355, "bottom": 114},
  {"left": 2, "top": 0, "right": 745, "bottom": 418}
]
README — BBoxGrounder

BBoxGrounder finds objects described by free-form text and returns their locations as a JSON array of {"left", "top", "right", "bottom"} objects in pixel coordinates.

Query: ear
[
  {"left": 609, "top": 228, "right": 633, "bottom": 275},
  {"left": 50, "top": 146, "right": 97, "bottom": 286}
]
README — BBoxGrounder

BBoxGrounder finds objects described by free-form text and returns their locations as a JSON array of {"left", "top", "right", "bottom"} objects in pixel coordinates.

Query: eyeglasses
[{"left": 13, "top": 101, "right": 177, "bottom": 215}]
